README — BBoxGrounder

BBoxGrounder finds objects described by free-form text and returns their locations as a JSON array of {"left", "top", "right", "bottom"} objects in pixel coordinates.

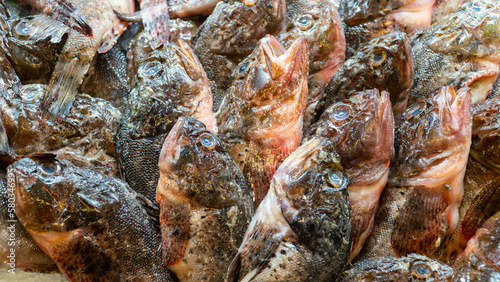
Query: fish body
[
  {"left": 308, "top": 89, "right": 394, "bottom": 262},
  {"left": 226, "top": 138, "right": 351, "bottom": 282},
  {"left": 9, "top": 156, "right": 175, "bottom": 281},
  {"left": 169, "top": 0, "right": 222, "bottom": 18},
  {"left": 117, "top": 39, "right": 215, "bottom": 202},
  {"left": 217, "top": 36, "right": 309, "bottom": 208},
  {"left": 157, "top": 117, "right": 254, "bottom": 282}
]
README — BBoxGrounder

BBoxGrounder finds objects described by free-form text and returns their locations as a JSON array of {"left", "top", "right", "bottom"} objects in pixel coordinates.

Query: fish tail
[
  {"left": 140, "top": 0, "right": 170, "bottom": 50},
  {"left": 42, "top": 0, "right": 93, "bottom": 37}
]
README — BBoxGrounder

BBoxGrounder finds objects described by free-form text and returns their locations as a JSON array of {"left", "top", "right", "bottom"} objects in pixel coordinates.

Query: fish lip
[
  {"left": 172, "top": 39, "right": 203, "bottom": 80},
  {"left": 159, "top": 116, "right": 188, "bottom": 167},
  {"left": 262, "top": 35, "right": 286, "bottom": 58}
]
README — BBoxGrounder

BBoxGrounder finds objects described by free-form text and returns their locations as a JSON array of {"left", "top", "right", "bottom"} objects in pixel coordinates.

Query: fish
[
  {"left": 8, "top": 156, "right": 176, "bottom": 281},
  {"left": 357, "top": 86, "right": 472, "bottom": 260},
  {"left": 278, "top": 0, "right": 346, "bottom": 129},
  {"left": 138, "top": 0, "right": 170, "bottom": 50},
  {"left": 156, "top": 117, "right": 254, "bottom": 282},
  {"left": 40, "top": 0, "right": 134, "bottom": 118},
  {"left": 431, "top": 0, "right": 463, "bottom": 23},
  {"left": 0, "top": 0, "right": 22, "bottom": 97},
  {"left": 314, "top": 31, "right": 413, "bottom": 125},
  {"left": 409, "top": 0, "right": 500, "bottom": 105},
  {"left": 117, "top": 39, "right": 216, "bottom": 202},
  {"left": 339, "top": 253, "right": 454, "bottom": 281},
  {"left": 307, "top": 89, "right": 394, "bottom": 262},
  {"left": 216, "top": 35, "right": 309, "bottom": 208},
  {"left": 169, "top": 0, "right": 222, "bottom": 18},
  {"left": 192, "top": 0, "right": 286, "bottom": 110},
  {"left": 0, "top": 167, "right": 58, "bottom": 272},
  {"left": 0, "top": 84, "right": 121, "bottom": 176},
  {"left": 226, "top": 137, "right": 351, "bottom": 282},
  {"left": 453, "top": 211, "right": 500, "bottom": 281}
]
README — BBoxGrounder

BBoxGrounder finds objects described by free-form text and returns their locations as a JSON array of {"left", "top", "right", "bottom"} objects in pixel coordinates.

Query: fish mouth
[
  {"left": 159, "top": 117, "right": 189, "bottom": 169},
  {"left": 260, "top": 35, "right": 308, "bottom": 79},
  {"left": 173, "top": 39, "right": 203, "bottom": 80},
  {"left": 439, "top": 86, "right": 470, "bottom": 132}
]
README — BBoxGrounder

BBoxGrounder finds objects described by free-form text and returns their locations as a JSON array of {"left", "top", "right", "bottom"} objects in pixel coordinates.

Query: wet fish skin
[
  {"left": 157, "top": 117, "right": 254, "bottom": 282},
  {"left": 0, "top": 84, "right": 121, "bottom": 176},
  {"left": 409, "top": 0, "right": 500, "bottom": 105},
  {"left": 0, "top": 0, "right": 22, "bottom": 97},
  {"left": 9, "top": 156, "right": 176, "bottom": 281},
  {"left": 192, "top": 0, "right": 286, "bottom": 110},
  {"left": 216, "top": 35, "right": 309, "bottom": 208},
  {"left": 226, "top": 138, "right": 351, "bottom": 282},
  {"left": 431, "top": 0, "right": 462, "bottom": 23},
  {"left": 117, "top": 39, "right": 216, "bottom": 202},
  {"left": 315, "top": 31, "right": 413, "bottom": 125},
  {"left": 339, "top": 253, "right": 454, "bottom": 281},
  {"left": 169, "top": 0, "right": 222, "bottom": 18},
  {"left": 0, "top": 168, "right": 57, "bottom": 272},
  {"left": 357, "top": 86, "right": 472, "bottom": 260},
  {"left": 307, "top": 89, "right": 394, "bottom": 262}
]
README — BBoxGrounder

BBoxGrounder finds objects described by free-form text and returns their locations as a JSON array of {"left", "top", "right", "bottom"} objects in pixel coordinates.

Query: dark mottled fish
[
  {"left": 9, "top": 156, "right": 176, "bottom": 281},
  {"left": 358, "top": 86, "right": 472, "bottom": 260},
  {"left": 307, "top": 89, "right": 394, "bottom": 262},
  {"left": 217, "top": 36, "right": 309, "bottom": 208},
  {"left": 409, "top": 0, "right": 500, "bottom": 105},
  {"left": 226, "top": 138, "right": 351, "bottom": 282},
  {"left": 117, "top": 39, "right": 216, "bottom": 202},
  {"left": 340, "top": 253, "right": 454, "bottom": 281},
  {"left": 315, "top": 31, "right": 413, "bottom": 125},
  {"left": 157, "top": 117, "right": 254, "bottom": 282},
  {"left": 192, "top": 0, "right": 286, "bottom": 110}
]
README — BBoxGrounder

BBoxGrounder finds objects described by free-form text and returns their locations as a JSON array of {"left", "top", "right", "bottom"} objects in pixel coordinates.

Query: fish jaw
[{"left": 385, "top": 0, "right": 436, "bottom": 34}]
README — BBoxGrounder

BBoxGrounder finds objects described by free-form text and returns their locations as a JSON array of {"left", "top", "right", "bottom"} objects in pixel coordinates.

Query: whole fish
[
  {"left": 409, "top": 0, "right": 500, "bottom": 105},
  {"left": 117, "top": 39, "right": 216, "bottom": 202},
  {"left": 314, "top": 31, "right": 413, "bottom": 125},
  {"left": 278, "top": 0, "right": 346, "bottom": 129},
  {"left": 192, "top": 0, "right": 286, "bottom": 110},
  {"left": 357, "top": 86, "right": 472, "bottom": 260},
  {"left": 217, "top": 35, "right": 309, "bottom": 208},
  {"left": 157, "top": 117, "right": 254, "bottom": 282},
  {"left": 307, "top": 89, "right": 394, "bottom": 262},
  {"left": 340, "top": 253, "right": 454, "bottom": 281},
  {"left": 9, "top": 156, "right": 176, "bottom": 281},
  {"left": 0, "top": 84, "right": 121, "bottom": 176},
  {"left": 226, "top": 138, "right": 351, "bottom": 282},
  {"left": 453, "top": 211, "right": 500, "bottom": 281}
]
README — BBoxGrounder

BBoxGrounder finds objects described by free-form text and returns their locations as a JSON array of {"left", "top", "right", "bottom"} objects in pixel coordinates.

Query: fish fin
[
  {"left": 158, "top": 195, "right": 190, "bottom": 266},
  {"left": 225, "top": 252, "right": 241, "bottom": 282},
  {"left": 135, "top": 192, "right": 161, "bottom": 228},
  {"left": 40, "top": 0, "right": 93, "bottom": 37},
  {"left": 391, "top": 188, "right": 448, "bottom": 256},
  {"left": 113, "top": 10, "right": 142, "bottom": 22},
  {"left": 25, "top": 14, "right": 69, "bottom": 43},
  {"left": 42, "top": 43, "right": 94, "bottom": 118},
  {"left": 140, "top": 0, "right": 170, "bottom": 49}
]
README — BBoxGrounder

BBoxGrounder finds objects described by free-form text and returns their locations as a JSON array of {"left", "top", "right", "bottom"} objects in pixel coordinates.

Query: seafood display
[{"left": 0, "top": 0, "right": 499, "bottom": 281}]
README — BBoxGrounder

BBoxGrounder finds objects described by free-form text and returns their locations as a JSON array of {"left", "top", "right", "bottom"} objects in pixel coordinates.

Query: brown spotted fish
[
  {"left": 307, "top": 89, "right": 394, "bottom": 262},
  {"left": 157, "top": 117, "right": 254, "bottom": 282},
  {"left": 9, "top": 156, "right": 176, "bottom": 281},
  {"left": 226, "top": 137, "right": 351, "bottom": 282},
  {"left": 358, "top": 86, "right": 472, "bottom": 261},
  {"left": 217, "top": 35, "right": 309, "bottom": 208}
]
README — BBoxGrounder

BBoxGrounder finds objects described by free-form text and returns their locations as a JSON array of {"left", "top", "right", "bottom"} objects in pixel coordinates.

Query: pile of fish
[{"left": 0, "top": 0, "right": 499, "bottom": 281}]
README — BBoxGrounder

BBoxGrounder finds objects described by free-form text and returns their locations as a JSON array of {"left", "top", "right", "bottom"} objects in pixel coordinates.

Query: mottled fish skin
[
  {"left": 0, "top": 168, "right": 57, "bottom": 272},
  {"left": 216, "top": 36, "right": 309, "bottom": 208},
  {"left": 489, "top": 75, "right": 500, "bottom": 99},
  {"left": 408, "top": 0, "right": 500, "bottom": 105},
  {"left": 192, "top": 0, "right": 286, "bottom": 110},
  {"left": 156, "top": 117, "right": 254, "bottom": 282},
  {"left": 226, "top": 138, "right": 351, "bottom": 282},
  {"left": 279, "top": 0, "right": 346, "bottom": 130},
  {"left": 9, "top": 157, "right": 176, "bottom": 281},
  {"left": 168, "top": 18, "right": 200, "bottom": 45},
  {"left": 0, "top": 84, "right": 121, "bottom": 176},
  {"left": 117, "top": 39, "right": 216, "bottom": 203},
  {"left": 139, "top": 0, "right": 170, "bottom": 50},
  {"left": 40, "top": 0, "right": 134, "bottom": 118},
  {"left": 0, "top": 1, "right": 22, "bottom": 97},
  {"left": 453, "top": 212, "right": 500, "bottom": 281},
  {"left": 339, "top": 253, "right": 454, "bottom": 281},
  {"left": 431, "top": 0, "right": 462, "bottom": 23},
  {"left": 315, "top": 31, "right": 413, "bottom": 125},
  {"left": 357, "top": 86, "right": 472, "bottom": 261},
  {"left": 307, "top": 89, "right": 394, "bottom": 262},
  {"left": 169, "top": 0, "right": 222, "bottom": 18}
]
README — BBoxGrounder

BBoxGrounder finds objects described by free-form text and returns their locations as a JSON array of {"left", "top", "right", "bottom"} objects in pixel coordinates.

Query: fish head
[
  {"left": 391, "top": 86, "right": 472, "bottom": 184},
  {"left": 311, "top": 89, "right": 394, "bottom": 184},
  {"left": 278, "top": 1, "right": 345, "bottom": 75},
  {"left": 157, "top": 117, "right": 247, "bottom": 208},
  {"left": 470, "top": 98, "right": 500, "bottom": 172},
  {"left": 340, "top": 0, "right": 416, "bottom": 25},
  {"left": 9, "top": 156, "right": 110, "bottom": 232}
]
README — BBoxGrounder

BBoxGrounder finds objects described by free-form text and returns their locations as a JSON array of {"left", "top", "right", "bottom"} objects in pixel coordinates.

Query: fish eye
[
  {"left": 406, "top": 101, "right": 426, "bottom": 120},
  {"left": 370, "top": 51, "right": 386, "bottom": 67},
  {"left": 22, "top": 89, "right": 41, "bottom": 102},
  {"left": 297, "top": 14, "right": 314, "bottom": 30},
  {"left": 411, "top": 263, "right": 431, "bottom": 279},
  {"left": 15, "top": 22, "right": 31, "bottom": 37},
  {"left": 470, "top": 2, "right": 484, "bottom": 13},
  {"left": 327, "top": 170, "right": 344, "bottom": 188},
  {"left": 238, "top": 64, "right": 248, "bottom": 75},
  {"left": 139, "top": 61, "right": 162, "bottom": 78},
  {"left": 40, "top": 161, "right": 62, "bottom": 176},
  {"left": 330, "top": 105, "right": 351, "bottom": 122},
  {"left": 199, "top": 132, "right": 216, "bottom": 150}
]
